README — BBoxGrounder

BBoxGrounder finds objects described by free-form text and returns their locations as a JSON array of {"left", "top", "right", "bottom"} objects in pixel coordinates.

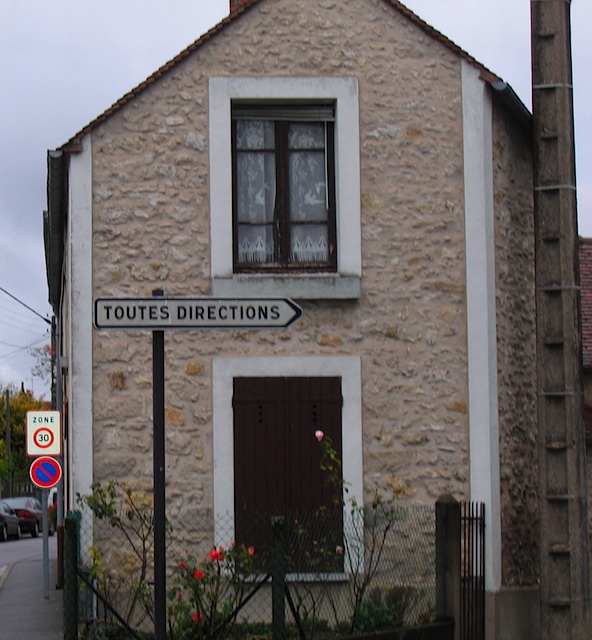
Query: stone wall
[
  {"left": 85, "top": 0, "right": 535, "bottom": 579},
  {"left": 491, "top": 96, "right": 538, "bottom": 586}
]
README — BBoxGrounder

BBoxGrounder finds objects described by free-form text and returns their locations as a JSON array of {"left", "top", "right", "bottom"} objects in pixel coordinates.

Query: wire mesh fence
[{"left": 64, "top": 487, "right": 436, "bottom": 639}]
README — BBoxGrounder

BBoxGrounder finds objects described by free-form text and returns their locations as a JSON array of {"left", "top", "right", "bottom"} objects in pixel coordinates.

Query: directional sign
[
  {"left": 94, "top": 297, "right": 303, "bottom": 330},
  {"left": 30, "top": 456, "right": 62, "bottom": 489},
  {"left": 26, "top": 410, "right": 62, "bottom": 456}
]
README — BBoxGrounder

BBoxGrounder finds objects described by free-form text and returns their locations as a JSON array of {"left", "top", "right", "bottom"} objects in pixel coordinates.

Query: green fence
[{"left": 62, "top": 498, "right": 438, "bottom": 639}]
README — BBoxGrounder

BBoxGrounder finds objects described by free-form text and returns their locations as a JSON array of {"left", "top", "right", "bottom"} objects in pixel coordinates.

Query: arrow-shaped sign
[{"left": 94, "top": 297, "right": 303, "bottom": 330}]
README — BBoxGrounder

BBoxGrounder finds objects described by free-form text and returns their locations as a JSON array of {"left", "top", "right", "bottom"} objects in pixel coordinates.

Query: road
[{"left": 0, "top": 531, "right": 57, "bottom": 574}]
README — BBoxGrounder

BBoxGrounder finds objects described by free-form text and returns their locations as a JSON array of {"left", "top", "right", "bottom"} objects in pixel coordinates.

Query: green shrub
[{"left": 352, "top": 586, "right": 419, "bottom": 632}]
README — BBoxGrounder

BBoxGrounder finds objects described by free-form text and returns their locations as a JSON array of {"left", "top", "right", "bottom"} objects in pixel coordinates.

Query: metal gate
[{"left": 460, "top": 502, "right": 485, "bottom": 640}]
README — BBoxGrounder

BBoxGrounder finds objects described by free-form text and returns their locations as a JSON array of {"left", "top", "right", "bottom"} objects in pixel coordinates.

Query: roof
[
  {"left": 580, "top": 238, "right": 592, "bottom": 369},
  {"left": 59, "top": 0, "right": 502, "bottom": 152}
]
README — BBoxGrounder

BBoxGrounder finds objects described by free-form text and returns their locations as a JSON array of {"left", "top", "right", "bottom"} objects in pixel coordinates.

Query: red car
[{"left": 3, "top": 496, "right": 55, "bottom": 537}]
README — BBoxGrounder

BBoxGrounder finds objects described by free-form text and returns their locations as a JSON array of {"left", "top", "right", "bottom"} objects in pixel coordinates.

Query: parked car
[
  {"left": 0, "top": 501, "right": 21, "bottom": 541},
  {"left": 3, "top": 496, "right": 54, "bottom": 537}
]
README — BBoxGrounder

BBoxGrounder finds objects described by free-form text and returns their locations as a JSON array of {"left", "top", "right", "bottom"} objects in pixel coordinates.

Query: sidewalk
[{"left": 0, "top": 546, "right": 63, "bottom": 640}]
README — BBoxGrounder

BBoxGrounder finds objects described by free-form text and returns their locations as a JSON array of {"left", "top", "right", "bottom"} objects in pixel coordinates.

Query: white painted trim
[
  {"left": 462, "top": 60, "right": 502, "bottom": 592},
  {"left": 68, "top": 135, "right": 94, "bottom": 562},
  {"left": 212, "top": 356, "right": 363, "bottom": 551},
  {"left": 209, "top": 77, "right": 361, "bottom": 298}
]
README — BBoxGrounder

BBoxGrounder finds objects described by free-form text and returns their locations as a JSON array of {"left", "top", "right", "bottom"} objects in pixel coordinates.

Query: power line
[
  {"left": 0, "top": 286, "right": 51, "bottom": 325},
  {"left": 0, "top": 333, "right": 48, "bottom": 357},
  {"left": 0, "top": 308, "right": 48, "bottom": 332}
]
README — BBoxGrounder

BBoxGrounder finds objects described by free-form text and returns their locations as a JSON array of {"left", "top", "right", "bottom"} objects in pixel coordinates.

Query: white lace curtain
[{"left": 236, "top": 119, "right": 329, "bottom": 264}]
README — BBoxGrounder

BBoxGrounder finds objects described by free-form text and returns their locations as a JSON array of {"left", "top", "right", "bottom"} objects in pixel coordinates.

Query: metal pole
[
  {"left": 56, "top": 314, "right": 65, "bottom": 589},
  {"left": 63, "top": 517, "right": 79, "bottom": 640},
  {"left": 272, "top": 516, "right": 286, "bottom": 640},
  {"left": 435, "top": 495, "right": 461, "bottom": 640},
  {"left": 42, "top": 490, "right": 49, "bottom": 599},
  {"left": 152, "top": 289, "right": 166, "bottom": 640},
  {"left": 5, "top": 389, "right": 11, "bottom": 496}
]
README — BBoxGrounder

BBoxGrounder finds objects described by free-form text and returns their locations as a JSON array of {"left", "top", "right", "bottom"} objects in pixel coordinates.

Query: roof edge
[
  {"left": 61, "top": 0, "right": 260, "bottom": 152},
  {"left": 491, "top": 81, "right": 533, "bottom": 135},
  {"left": 386, "top": 0, "right": 501, "bottom": 84},
  {"left": 60, "top": 0, "right": 506, "bottom": 152}
]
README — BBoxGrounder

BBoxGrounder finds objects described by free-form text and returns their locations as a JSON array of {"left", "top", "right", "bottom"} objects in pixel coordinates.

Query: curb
[{"left": 0, "top": 563, "right": 11, "bottom": 590}]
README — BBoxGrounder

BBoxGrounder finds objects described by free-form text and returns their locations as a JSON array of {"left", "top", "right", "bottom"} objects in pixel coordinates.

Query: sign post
[
  {"left": 30, "top": 455, "right": 63, "bottom": 601},
  {"left": 152, "top": 290, "right": 167, "bottom": 640},
  {"left": 94, "top": 293, "right": 303, "bottom": 640},
  {"left": 26, "top": 410, "right": 63, "bottom": 601}
]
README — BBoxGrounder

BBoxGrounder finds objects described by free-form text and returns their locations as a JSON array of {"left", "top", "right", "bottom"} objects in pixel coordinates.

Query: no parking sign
[{"left": 29, "top": 456, "right": 62, "bottom": 489}]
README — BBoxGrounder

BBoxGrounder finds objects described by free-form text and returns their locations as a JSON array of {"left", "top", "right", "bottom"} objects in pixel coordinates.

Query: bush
[
  {"left": 352, "top": 586, "right": 419, "bottom": 632},
  {"left": 169, "top": 543, "right": 267, "bottom": 640}
]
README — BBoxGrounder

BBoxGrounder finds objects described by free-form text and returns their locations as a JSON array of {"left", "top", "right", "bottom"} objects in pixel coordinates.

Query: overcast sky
[{"left": 1, "top": 0, "right": 590, "bottom": 399}]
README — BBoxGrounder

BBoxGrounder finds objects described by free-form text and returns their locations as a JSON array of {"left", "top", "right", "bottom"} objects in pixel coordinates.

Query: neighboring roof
[
  {"left": 580, "top": 238, "right": 592, "bottom": 370},
  {"left": 59, "top": 0, "right": 503, "bottom": 152}
]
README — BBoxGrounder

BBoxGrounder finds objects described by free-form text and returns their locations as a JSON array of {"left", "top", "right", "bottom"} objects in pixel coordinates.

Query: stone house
[{"left": 44, "top": 0, "right": 539, "bottom": 637}]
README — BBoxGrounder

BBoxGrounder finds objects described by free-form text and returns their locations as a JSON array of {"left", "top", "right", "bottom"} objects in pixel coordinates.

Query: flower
[
  {"left": 192, "top": 611, "right": 203, "bottom": 622},
  {"left": 209, "top": 547, "right": 224, "bottom": 562},
  {"left": 178, "top": 562, "right": 187, "bottom": 571},
  {"left": 315, "top": 429, "right": 325, "bottom": 442},
  {"left": 248, "top": 546, "right": 255, "bottom": 556},
  {"left": 194, "top": 569, "right": 204, "bottom": 580}
]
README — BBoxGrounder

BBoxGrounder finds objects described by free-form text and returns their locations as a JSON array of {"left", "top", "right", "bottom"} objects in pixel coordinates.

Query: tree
[
  {"left": 28, "top": 341, "right": 56, "bottom": 405},
  {"left": 0, "top": 385, "right": 45, "bottom": 487},
  {"left": 28, "top": 343, "right": 54, "bottom": 385}
]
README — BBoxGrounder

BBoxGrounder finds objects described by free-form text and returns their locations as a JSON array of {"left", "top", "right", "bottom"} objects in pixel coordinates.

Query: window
[
  {"left": 232, "top": 104, "right": 336, "bottom": 272},
  {"left": 212, "top": 356, "right": 364, "bottom": 571},
  {"left": 209, "top": 77, "right": 361, "bottom": 299}
]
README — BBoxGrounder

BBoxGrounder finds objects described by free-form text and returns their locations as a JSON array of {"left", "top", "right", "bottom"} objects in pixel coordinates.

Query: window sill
[
  {"left": 245, "top": 572, "right": 349, "bottom": 584},
  {"left": 212, "top": 275, "right": 361, "bottom": 300}
]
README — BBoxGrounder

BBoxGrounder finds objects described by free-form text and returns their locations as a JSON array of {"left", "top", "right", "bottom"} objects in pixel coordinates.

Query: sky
[{"left": 0, "top": 0, "right": 590, "bottom": 399}]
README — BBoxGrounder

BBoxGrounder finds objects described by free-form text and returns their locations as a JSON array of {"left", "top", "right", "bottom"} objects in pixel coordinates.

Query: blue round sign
[{"left": 29, "top": 456, "right": 62, "bottom": 489}]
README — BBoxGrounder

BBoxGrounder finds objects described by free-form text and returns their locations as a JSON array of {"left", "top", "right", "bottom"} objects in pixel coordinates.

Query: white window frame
[
  {"left": 212, "top": 356, "right": 364, "bottom": 572},
  {"left": 209, "top": 77, "right": 361, "bottom": 299}
]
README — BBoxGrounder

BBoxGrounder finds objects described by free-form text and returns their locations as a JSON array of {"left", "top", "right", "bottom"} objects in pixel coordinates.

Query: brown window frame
[{"left": 231, "top": 103, "right": 337, "bottom": 273}]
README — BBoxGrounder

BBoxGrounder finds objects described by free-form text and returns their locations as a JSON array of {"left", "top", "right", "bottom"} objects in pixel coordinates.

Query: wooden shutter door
[{"left": 233, "top": 376, "right": 343, "bottom": 566}]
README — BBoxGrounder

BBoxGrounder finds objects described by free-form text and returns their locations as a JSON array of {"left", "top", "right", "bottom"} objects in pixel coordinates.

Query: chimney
[{"left": 230, "top": 0, "right": 248, "bottom": 14}]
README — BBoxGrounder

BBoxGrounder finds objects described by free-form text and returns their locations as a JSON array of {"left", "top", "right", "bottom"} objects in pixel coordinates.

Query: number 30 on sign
[{"left": 26, "top": 410, "right": 62, "bottom": 457}]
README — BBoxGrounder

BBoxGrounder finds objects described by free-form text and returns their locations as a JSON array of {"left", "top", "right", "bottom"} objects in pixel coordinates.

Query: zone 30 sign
[{"left": 26, "top": 410, "right": 62, "bottom": 457}]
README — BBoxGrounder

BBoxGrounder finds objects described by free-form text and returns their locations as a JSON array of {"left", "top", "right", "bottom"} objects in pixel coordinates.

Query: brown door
[{"left": 233, "top": 376, "right": 343, "bottom": 570}]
